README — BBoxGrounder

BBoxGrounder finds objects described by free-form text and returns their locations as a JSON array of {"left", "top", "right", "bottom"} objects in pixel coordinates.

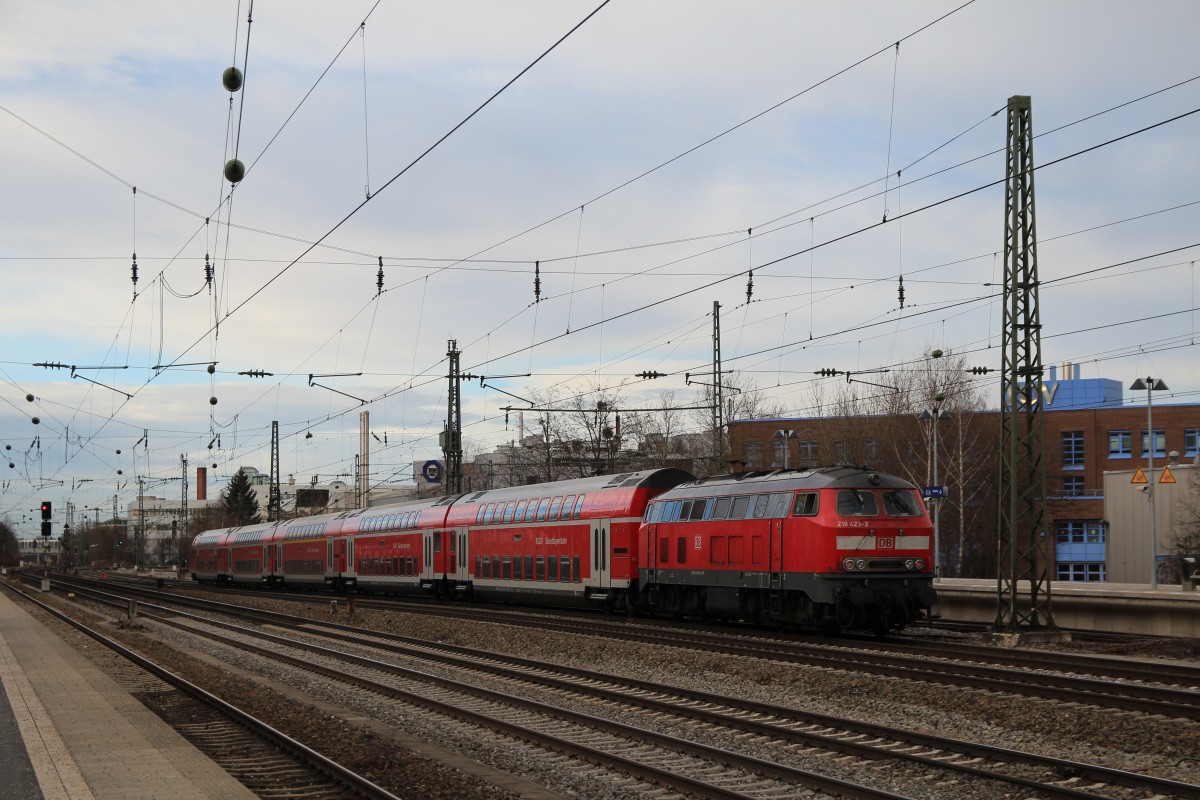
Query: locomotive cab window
[
  {"left": 792, "top": 492, "right": 819, "bottom": 516},
  {"left": 882, "top": 490, "right": 922, "bottom": 516},
  {"left": 837, "top": 489, "right": 878, "bottom": 516}
]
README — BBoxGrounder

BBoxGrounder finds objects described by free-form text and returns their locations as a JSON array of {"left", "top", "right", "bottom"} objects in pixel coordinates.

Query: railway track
[
  {"left": 44, "top": 575, "right": 1200, "bottom": 800},
  {"left": 2, "top": 581, "right": 400, "bottom": 800},
  {"left": 90, "top": 575, "right": 1200, "bottom": 720}
]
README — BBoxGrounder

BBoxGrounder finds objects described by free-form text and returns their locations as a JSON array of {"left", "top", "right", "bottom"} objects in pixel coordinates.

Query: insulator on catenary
[
  {"left": 534, "top": 260, "right": 541, "bottom": 303},
  {"left": 376, "top": 256, "right": 384, "bottom": 296},
  {"left": 898, "top": 274, "right": 905, "bottom": 309},
  {"left": 746, "top": 269, "right": 754, "bottom": 305}
]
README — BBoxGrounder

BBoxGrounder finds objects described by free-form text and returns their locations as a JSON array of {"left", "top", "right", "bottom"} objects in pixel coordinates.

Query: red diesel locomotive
[
  {"left": 639, "top": 466, "right": 937, "bottom": 634},
  {"left": 191, "top": 464, "right": 936, "bottom": 634}
]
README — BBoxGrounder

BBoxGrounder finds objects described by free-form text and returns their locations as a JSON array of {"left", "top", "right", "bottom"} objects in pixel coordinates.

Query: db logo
[{"left": 876, "top": 536, "right": 895, "bottom": 550}]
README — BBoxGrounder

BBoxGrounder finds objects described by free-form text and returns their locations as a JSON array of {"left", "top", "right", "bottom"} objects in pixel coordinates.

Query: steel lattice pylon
[
  {"left": 268, "top": 421, "right": 281, "bottom": 522},
  {"left": 445, "top": 339, "right": 463, "bottom": 495},
  {"left": 994, "top": 95, "right": 1056, "bottom": 632}
]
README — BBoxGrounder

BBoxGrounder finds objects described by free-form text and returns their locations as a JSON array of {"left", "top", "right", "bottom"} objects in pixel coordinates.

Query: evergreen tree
[{"left": 224, "top": 469, "right": 261, "bottom": 525}]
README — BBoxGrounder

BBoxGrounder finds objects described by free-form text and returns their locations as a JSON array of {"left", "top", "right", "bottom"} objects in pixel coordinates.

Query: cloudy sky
[{"left": 2, "top": 0, "right": 1198, "bottom": 532}]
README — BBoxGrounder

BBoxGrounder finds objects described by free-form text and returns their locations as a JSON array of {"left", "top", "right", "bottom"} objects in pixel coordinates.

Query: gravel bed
[{"left": 19, "top": 584, "right": 1200, "bottom": 799}]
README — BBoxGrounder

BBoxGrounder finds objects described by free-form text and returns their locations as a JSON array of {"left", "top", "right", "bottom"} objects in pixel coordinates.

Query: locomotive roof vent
[{"left": 869, "top": 473, "right": 881, "bottom": 485}]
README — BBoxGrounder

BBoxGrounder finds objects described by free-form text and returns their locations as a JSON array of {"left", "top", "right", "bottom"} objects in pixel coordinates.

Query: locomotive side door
[
  {"left": 769, "top": 519, "right": 784, "bottom": 589},
  {"left": 592, "top": 518, "right": 612, "bottom": 589},
  {"left": 644, "top": 523, "right": 657, "bottom": 582}
]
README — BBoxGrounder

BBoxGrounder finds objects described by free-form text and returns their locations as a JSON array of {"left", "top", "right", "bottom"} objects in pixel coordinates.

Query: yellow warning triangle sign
[
  {"left": 1131, "top": 466, "right": 1148, "bottom": 484},
  {"left": 1160, "top": 465, "right": 1177, "bottom": 484}
]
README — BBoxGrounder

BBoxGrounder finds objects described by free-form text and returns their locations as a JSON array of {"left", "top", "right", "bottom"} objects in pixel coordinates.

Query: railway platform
[
  {"left": 0, "top": 588, "right": 256, "bottom": 800},
  {"left": 933, "top": 578, "right": 1200, "bottom": 637}
]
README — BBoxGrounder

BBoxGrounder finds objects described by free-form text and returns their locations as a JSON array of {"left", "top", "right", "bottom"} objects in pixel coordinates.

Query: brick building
[{"left": 729, "top": 365, "right": 1200, "bottom": 584}]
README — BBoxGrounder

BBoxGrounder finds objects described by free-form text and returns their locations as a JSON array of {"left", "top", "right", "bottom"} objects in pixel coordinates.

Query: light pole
[
  {"left": 772, "top": 429, "right": 799, "bottom": 469},
  {"left": 1130, "top": 376, "right": 1168, "bottom": 588},
  {"left": 919, "top": 394, "right": 950, "bottom": 577}
]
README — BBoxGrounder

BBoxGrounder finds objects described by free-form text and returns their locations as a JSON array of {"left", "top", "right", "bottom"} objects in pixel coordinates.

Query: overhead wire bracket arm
[
  {"left": 71, "top": 372, "right": 132, "bottom": 399},
  {"left": 308, "top": 373, "right": 367, "bottom": 405}
]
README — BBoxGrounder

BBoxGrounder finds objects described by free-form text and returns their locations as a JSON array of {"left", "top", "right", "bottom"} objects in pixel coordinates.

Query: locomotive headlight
[
  {"left": 915, "top": 558, "right": 926, "bottom": 570},
  {"left": 855, "top": 558, "right": 867, "bottom": 571},
  {"left": 904, "top": 558, "right": 915, "bottom": 570},
  {"left": 843, "top": 557, "right": 856, "bottom": 571}
]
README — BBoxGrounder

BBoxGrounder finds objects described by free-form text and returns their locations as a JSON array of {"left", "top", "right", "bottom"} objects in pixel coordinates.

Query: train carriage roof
[
  {"left": 444, "top": 467, "right": 693, "bottom": 524},
  {"left": 655, "top": 466, "right": 916, "bottom": 499}
]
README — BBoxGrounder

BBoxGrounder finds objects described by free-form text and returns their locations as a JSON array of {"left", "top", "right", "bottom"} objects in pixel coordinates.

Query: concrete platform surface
[{"left": 0, "top": 589, "right": 256, "bottom": 800}]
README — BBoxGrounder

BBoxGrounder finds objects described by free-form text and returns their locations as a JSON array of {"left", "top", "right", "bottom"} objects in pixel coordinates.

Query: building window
[
  {"left": 1185, "top": 428, "right": 1199, "bottom": 457},
  {"left": 1055, "top": 520, "right": 1105, "bottom": 544},
  {"left": 1140, "top": 429, "right": 1166, "bottom": 458},
  {"left": 1107, "top": 430, "right": 1131, "bottom": 458},
  {"left": 743, "top": 441, "right": 763, "bottom": 468},
  {"left": 835, "top": 440, "right": 850, "bottom": 463},
  {"left": 1056, "top": 562, "right": 1105, "bottom": 582},
  {"left": 770, "top": 439, "right": 786, "bottom": 468},
  {"left": 797, "top": 440, "right": 818, "bottom": 465},
  {"left": 1062, "top": 431, "right": 1085, "bottom": 469},
  {"left": 1061, "top": 477, "right": 1085, "bottom": 497}
]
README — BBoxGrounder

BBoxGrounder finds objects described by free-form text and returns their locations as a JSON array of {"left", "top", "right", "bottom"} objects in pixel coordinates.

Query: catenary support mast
[{"left": 994, "top": 95, "right": 1056, "bottom": 632}]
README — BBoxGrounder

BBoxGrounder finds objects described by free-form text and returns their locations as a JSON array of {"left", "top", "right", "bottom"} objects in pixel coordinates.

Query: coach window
[
  {"left": 475, "top": 505, "right": 486, "bottom": 525},
  {"left": 729, "top": 495, "right": 750, "bottom": 519},
  {"left": 561, "top": 495, "right": 576, "bottom": 520},
  {"left": 548, "top": 496, "right": 564, "bottom": 520},
  {"left": 512, "top": 556, "right": 522, "bottom": 580},
  {"left": 524, "top": 500, "right": 539, "bottom": 523},
  {"left": 573, "top": 494, "right": 586, "bottom": 519},
  {"left": 837, "top": 489, "right": 878, "bottom": 516},
  {"left": 502, "top": 502, "right": 516, "bottom": 524},
  {"left": 524, "top": 555, "right": 535, "bottom": 580},
  {"left": 676, "top": 536, "right": 688, "bottom": 564},
  {"left": 711, "top": 497, "right": 731, "bottom": 520},
  {"left": 792, "top": 492, "right": 819, "bottom": 516},
  {"left": 536, "top": 497, "right": 552, "bottom": 522},
  {"left": 572, "top": 555, "right": 580, "bottom": 580},
  {"left": 882, "top": 490, "right": 922, "bottom": 516},
  {"left": 547, "top": 555, "right": 558, "bottom": 581},
  {"left": 433, "top": 535, "right": 441, "bottom": 552},
  {"left": 502, "top": 556, "right": 512, "bottom": 579},
  {"left": 513, "top": 500, "right": 528, "bottom": 523},
  {"left": 473, "top": 555, "right": 481, "bottom": 576},
  {"left": 752, "top": 494, "right": 770, "bottom": 519}
]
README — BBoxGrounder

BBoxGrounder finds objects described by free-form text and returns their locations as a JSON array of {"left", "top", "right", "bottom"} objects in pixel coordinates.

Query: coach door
[
  {"left": 441, "top": 527, "right": 469, "bottom": 587},
  {"left": 591, "top": 518, "right": 612, "bottom": 590},
  {"left": 769, "top": 519, "right": 784, "bottom": 589},
  {"left": 422, "top": 530, "right": 435, "bottom": 580}
]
